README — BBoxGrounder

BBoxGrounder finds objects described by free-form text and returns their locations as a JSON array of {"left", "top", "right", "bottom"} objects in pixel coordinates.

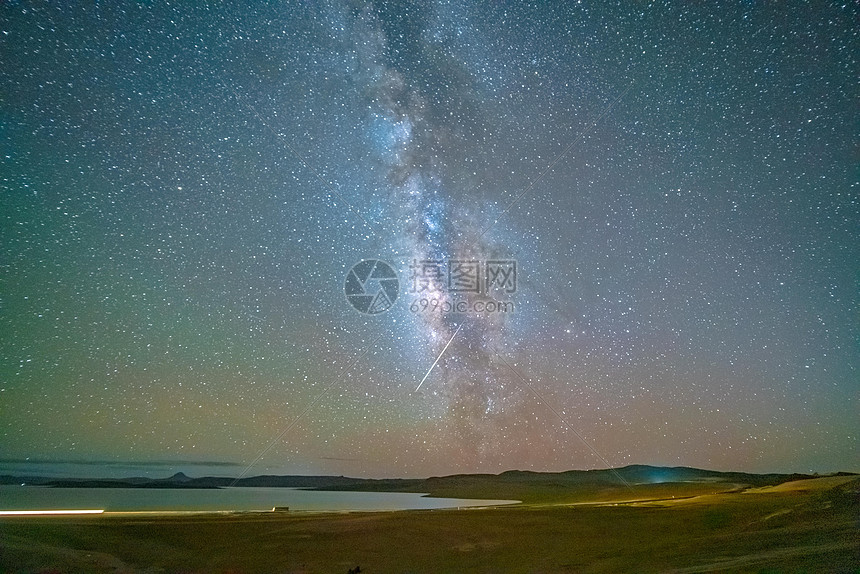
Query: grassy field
[{"left": 1, "top": 476, "right": 857, "bottom": 573}]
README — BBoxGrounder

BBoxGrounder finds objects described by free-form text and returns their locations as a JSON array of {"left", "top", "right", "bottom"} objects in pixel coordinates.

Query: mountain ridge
[{"left": 2, "top": 465, "right": 854, "bottom": 496}]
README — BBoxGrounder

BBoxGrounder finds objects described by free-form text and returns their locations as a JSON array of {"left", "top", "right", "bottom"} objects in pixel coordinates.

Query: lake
[{"left": 0, "top": 485, "right": 518, "bottom": 513}]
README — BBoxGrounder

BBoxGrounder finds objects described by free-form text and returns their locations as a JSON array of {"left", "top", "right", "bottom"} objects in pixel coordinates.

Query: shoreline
[
  {"left": 3, "top": 475, "right": 855, "bottom": 518},
  {"left": 2, "top": 476, "right": 856, "bottom": 573}
]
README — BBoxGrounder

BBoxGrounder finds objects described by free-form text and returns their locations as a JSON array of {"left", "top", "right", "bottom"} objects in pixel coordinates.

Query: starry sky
[{"left": 1, "top": 1, "right": 857, "bottom": 479}]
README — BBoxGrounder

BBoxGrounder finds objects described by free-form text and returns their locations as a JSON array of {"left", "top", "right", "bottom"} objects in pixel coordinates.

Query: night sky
[{"left": 1, "top": 1, "right": 857, "bottom": 479}]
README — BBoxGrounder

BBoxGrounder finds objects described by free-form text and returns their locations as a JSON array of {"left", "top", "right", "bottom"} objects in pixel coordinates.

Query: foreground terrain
[{"left": 1, "top": 475, "right": 857, "bottom": 573}]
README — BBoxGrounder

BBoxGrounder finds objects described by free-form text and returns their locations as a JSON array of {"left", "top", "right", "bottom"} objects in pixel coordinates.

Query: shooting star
[{"left": 414, "top": 323, "right": 463, "bottom": 392}]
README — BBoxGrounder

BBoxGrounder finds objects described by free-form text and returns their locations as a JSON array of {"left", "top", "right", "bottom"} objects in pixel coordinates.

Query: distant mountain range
[{"left": 2, "top": 466, "right": 854, "bottom": 494}]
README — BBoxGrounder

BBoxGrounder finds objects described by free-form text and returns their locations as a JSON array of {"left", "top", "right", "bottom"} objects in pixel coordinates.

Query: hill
[{"left": 4, "top": 465, "right": 852, "bottom": 503}]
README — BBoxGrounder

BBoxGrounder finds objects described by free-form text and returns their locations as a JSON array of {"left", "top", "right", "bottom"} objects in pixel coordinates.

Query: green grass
[
  {"left": 1, "top": 477, "right": 857, "bottom": 573},
  {"left": 418, "top": 478, "right": 744, "bottom": 504}
]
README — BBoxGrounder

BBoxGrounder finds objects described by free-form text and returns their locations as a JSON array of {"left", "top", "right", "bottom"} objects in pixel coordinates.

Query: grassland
[{"left": 1, "top": 476, "right": 856, "bottom": 573}]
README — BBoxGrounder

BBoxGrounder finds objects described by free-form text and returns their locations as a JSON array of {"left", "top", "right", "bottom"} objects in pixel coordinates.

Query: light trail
[
  {"left": 0, "top": 509, "right": 105, "bottom": 516},
  {"left": 415, "top": 323, "right": 463, "bottom": 392}
]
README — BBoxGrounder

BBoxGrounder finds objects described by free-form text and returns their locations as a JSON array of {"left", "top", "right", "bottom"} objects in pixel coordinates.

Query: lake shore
[
  {"left": 1, "top": 476, "right": 856, "bottom": 573},
  {"left": 0, "top": 485, "right": 520, "bottom": 514}
]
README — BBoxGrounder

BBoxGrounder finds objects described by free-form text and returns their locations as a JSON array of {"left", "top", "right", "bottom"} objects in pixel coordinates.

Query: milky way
[{"left": 1, "top": 1, "right": 857, "bottom": 478}]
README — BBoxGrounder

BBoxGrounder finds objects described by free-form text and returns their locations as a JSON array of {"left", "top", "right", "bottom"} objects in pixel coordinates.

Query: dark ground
[{"left": 1, "top": 476, "right": 857, "bottom": 573}]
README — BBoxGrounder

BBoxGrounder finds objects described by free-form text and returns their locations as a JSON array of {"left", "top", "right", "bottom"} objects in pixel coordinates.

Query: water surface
[{"left": 0, "top": 485, "right": 518, "bottom": 512}]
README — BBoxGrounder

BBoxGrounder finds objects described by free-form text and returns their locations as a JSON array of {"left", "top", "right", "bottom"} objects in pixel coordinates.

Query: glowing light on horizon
[{"left": 0, "top": 509, "right": 105, "bottom": 516}]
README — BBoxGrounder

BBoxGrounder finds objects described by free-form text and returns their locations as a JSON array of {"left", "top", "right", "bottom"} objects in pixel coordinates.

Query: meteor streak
[{"left": 415, "top": 323, "right": 463, "bottom": 392}]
